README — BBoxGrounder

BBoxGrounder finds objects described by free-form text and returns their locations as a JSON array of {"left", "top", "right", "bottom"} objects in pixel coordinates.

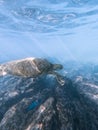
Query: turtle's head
[{"left": 52, "top": 64, "right": 63, "bottom": 71}]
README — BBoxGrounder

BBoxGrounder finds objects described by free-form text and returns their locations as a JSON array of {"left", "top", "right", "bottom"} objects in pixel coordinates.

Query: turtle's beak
[{"left": 52, "top": 64, "right": 63, "bottom": 70}]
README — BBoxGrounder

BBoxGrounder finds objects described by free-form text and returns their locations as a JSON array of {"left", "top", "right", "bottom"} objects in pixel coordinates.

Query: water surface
[{"left": 0, "top": 0, "right": 98, "bottom": 63}]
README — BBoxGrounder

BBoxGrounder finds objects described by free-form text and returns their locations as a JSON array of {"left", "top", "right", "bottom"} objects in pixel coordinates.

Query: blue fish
[{"left": 27, "top": 99, "right": 42, "bottom": 111}]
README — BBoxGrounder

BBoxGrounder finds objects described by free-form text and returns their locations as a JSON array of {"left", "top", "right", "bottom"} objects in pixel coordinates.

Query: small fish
[{"left": 27, "top": 99, "right": 42, "bottom": 111}]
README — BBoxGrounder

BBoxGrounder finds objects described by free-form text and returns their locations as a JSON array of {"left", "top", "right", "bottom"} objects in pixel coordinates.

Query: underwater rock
[{"left": 0, "top": 60, "right": 98, "bottom": 130}]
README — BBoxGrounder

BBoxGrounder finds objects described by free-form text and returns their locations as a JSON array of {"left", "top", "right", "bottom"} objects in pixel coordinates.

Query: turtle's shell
[{"left": 1, "top": 58, "right": 52, "bottom": 77}]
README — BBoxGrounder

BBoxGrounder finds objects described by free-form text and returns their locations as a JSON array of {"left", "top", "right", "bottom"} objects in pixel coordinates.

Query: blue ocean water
[{"left": 0, "top": 0, "right": 98, "bottom": 63}]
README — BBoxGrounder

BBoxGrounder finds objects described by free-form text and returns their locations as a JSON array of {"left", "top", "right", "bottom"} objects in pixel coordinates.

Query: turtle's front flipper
[
  {"left": 56, "top": 75, "right": 65, "bottom": 86},
  {"left": 48, "top": 71, "right": 65, "bottom": 86}
]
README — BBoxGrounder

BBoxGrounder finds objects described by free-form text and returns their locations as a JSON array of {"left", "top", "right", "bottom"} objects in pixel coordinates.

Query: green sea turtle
[{"left": 0, "top": 57, "right": 65, "bottom": 86}]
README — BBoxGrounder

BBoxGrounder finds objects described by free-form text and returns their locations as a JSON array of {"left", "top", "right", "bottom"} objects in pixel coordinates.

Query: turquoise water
[{"left": 0, "top": 0, "right": 98, "bottom": 63}]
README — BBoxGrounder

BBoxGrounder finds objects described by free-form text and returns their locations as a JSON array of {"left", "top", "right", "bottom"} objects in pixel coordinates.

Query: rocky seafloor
[{"left": 0, "top": 63, "right": 98, "bottom": 130}]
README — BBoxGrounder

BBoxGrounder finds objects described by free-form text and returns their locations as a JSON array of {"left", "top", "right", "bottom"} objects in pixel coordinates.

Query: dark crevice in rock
[{"left": 52, "top": 97, "right": 61, "bottom": 130}]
